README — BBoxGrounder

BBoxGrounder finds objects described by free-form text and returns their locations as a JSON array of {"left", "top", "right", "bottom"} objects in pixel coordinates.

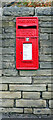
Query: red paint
[{"left": 16, "top": 17, "right": 39, "bottom": 70}]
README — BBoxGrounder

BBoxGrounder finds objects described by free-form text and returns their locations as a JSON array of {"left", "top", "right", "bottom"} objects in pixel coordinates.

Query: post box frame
[{"left": 16, "top": 17, "right": 39, "bottom": 70}]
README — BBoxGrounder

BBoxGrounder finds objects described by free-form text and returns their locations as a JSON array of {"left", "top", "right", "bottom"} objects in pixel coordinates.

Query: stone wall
[{"left": 0, "top": 7, "right": 53, "bottom": 118}]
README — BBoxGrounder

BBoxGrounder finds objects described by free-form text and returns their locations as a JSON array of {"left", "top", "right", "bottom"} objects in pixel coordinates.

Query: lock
[{"left": 20, "top": 52, "right": 22, "bottom": 54}]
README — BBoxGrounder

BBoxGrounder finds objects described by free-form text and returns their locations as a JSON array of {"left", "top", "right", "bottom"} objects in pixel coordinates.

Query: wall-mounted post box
[{"left": 16, "top": 17, "right": 39, "bottom": 70}]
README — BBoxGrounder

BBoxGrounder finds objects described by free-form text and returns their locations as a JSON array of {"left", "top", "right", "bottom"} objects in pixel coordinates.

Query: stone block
[
  {"left": 49, "top": 34, "right": 53, "bottom": 40},
  {"left": 35, "top": 7, "right": 53, "bottom": 16},
  {"left": 24, "top": 108, "right": 32, "bottom": 113},
  {"left": 2, "top": 16, "right": 14, "bottom": 21},
  {"left": 33, "top": 76, "right": 52, "bottom": 84},
  {"left": 0, "top": 54, "right": 2, "bottom": 62},
  {"left": 0, "top": 8, "right": 3, "bottom": 17},
  {"left": 5, "top": 27, "right": 15, "bottom": 33},
  {"left": 2, "top": 61, "right": 15, "bottom": 69},
  {"left": 38, "top": 16, "right": 53, "bottom": 22},
  {"left": 37, "top": 16, "right": 52, "bottom": 21},
  {"left": 0, "top": 40, "right": 2, "bottom": 47},
  {"left": 48, "top": 84, "right": 53, "bottom": 91},
  {"left": 9, "top": 21, "right": 14, "bottom": 27},
  {"left": 3, "top": 69, "right": 18, "bottom": 76},
  {"left": 0, "top": 34, "right": 2, "bottom": 39},
  {"left": 2, "top": 55, "right": 14, "bottom": 62},
  {"left": 0, "top": 108, "right": 23, "bottom": 113},
  {"left": 40, "top": 28, "right": 52, "bottom": 33},
  {"left": 2, "top": 47, "right": 14, "bottom": 55},
  {"left": 0, "top": 92, "right": 21, "bottom": 98},
  {"left": 40, "top": 62, "right": 52, "bottom": 68},
  {"left": 20, "top": 69, "right": 52, "bottom": 76},
  {"left": 2, "top": 39, "right": 15, "bottom": 47},
  {"left": 2, "top": 77, "right": 32, "bottom": 84},
  {"left": 0, "top": 61, "right": 2, "bottom": 69},
  {"left": 40, "top": 47, "right": 52, "bottom": 54},
  {"left": 40, "top": 55, "right": 52, "bottom": 61},
  {"left": 0, "top": 48, "right": 2, "bottom": 55},
  {"left": 40, "top": 41, "right": 52, "bottom": 47},
  {"left": 2, "top": 33, "right": 15, "bottom": 39},
  {"left": 0, "top": 28, "right": 2, "bottom": 34},
  {"left": 0, "top": 99, "right": 14, "bottom": 107},
  {"left": 0, "top": 84, "right": 8, "bottom": 91},
  {"left": 9, "top": 84, "right": 46, "bottom": 91},
  {"left": 2, "top": 21, "right": 9, "bottom": 27},
  {"left": 0, "top": 21, "right": 2, "bottom": 28},
  {"left": 49, "top": 100, "right": 53, "bottom": 108},
  {"left": 16, "top": 99, "right": 46, "bottom": 107},
  {"left": 23, "top": 92, "right": 40, "bottom": 99},
  {"left": 39, "top": 22, "right": 53, "bottom": 28},
  {"left": 0, "top": 55, "right": 2, "bottom": 62},
  {"left": 33, "top": 108, "right": 51, "bottom": 115},
  {"left": 40, "top": 33, "right": 48, "bottom": 40},
  {"left": 42, "top": 92, "right": 53, "bottom": 99},
  {"left": 3, "top": 7, "right": 34, "bottom": 16},
  {"left": 43, "top": 47, "right": 52, "bottom": 54},
  {"left": 0, "top": 70, "right": 2, "bottom": 76}
]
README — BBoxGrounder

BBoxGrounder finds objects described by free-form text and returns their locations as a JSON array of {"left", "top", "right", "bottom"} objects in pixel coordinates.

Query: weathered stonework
[
  {"left": 0, "top": 6, "right": 53, "bottom": 118},
  {"left": 3, "top": 7, "right": 34, "bottom": 16}
]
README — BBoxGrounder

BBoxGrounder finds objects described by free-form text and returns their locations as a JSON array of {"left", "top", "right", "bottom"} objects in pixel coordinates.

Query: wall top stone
[
  {"left": 3, "top": 7, "right": 53, "bottom": 17},
  {"left": 3, "top": 7, "right": 34, "bottom": 16},
  {"left": 35, "top": 7, "right": 53, "bottom": 16}
]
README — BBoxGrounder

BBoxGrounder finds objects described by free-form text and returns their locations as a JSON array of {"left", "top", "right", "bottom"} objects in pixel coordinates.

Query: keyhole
[{"left": 20, "top": 52, "right": 22, "bottom": 54}]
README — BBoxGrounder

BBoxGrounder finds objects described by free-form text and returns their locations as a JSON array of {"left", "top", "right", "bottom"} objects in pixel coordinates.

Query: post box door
[{"left": 16, "top": 37, "right": 38, "bottom": 70}]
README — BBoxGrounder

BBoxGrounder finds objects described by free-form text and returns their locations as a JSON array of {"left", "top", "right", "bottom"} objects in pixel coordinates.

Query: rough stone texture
[
  {"left": 0, "top": 48, "right": 2, "bottom": 55},
  {"left": 2, "top": 16, "right": 15, "bottom": 21},
  {"left": 40, "top": 33, "right": 48, "bottom": 40},
  {"left": 40, "top": 62, "right": 52, "bottom": 68},
  {"left": 40, "top": 41, "right": 52, "bottom": 47},
  {"left": 0, "top": 84, "right": 8, "bottom": 91},
  {"left": 2, "top": 39, "right": 15, "bottom": 47},
  {"left": 23, "top": 92, "right": 40, "bottom": 99},
  {"left": 35, "top": 7, "right": 53, "bottom": 16},
  {"left": 2, "top": 47, "right": 14, "bottom": 55},
  {"left": 3, "top": 7, "right": 34, "bottom": 16},
  {"left": 20, "top": 69, "right": 51, "bottom": 76},
  {"left": 40, "top": 28, "right": 53, "bottom": 33},
  {"left": 0, "top": 92, "right": 21, "bottom": 98},
  {"left": 33, "top": 109, "right": 51, "bottom": 115},
  {"left": 16, "top": 99, "right": 46, "bottom": 107},
  {"left": 0, "top": 8, "right": 2, "bottom": 17},
  {"left": 5, "top": 27, "right": 15, "bottom": 33},
  {"left": 49, "top": 100, "right": 53, "bottom": 108},
  {"left": 3, "top": 69, "right": 18, "bottom": 76},
  {"left": 0, "top": 99, "right": 14, "bottom": 107},
  {"left": 24, "top": 108, "right": 32, "bottom": 113},
  {"left": 33, "top": 76, "right": 52, "bottom": 84},
  {"left": 2, "top": 55, "right": 14, "bottom": 62},
  {"left": 42, "top": 92, "right": 53, "bottom": 99},
  {"left": 2, "top": 61, "right": 15, "bottom": 69},
  {"left": 37, "top": 16, "right": 52, "bottom": 21},
  {"left": 48, "top": 84, "right": 53, "bottom": 91},
  {"left": 2, "top": 33, "right": 15, "bottom": 39},
  {"left": 0, "top": 108, "right": 23, "bottom": 113},
  {"left": 2, "top": 77, "right": 32, "bottom": 84},
  {"left": 0, "top": 70, "right": 2, "bottom": 76},
  {"left": 39, "top": 22, "right": 53, "bottom": 28},
  {"left": 9, "top": 84, "right": 46, "bottom": 91}
]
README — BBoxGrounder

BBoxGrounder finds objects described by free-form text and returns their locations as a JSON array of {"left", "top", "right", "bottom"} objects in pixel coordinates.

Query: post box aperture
[{"left": 16, "top": 17, "right": 39, "bottom": 70}]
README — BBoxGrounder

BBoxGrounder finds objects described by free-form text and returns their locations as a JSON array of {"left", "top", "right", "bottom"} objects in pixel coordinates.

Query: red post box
[{"left": 16, "top": 17, "right": 39, "bottom": 70}]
